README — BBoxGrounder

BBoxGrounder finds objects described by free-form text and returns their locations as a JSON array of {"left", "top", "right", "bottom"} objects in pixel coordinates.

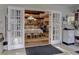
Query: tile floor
[
  {"left": 1, "top": 44, "right": 79, "bottom": 55},
  {"left": 2, "top": 48, "right": 26, "bottom": 55},
  {"left": 53, "top": 44, "right": 79, "bottom": 55}
]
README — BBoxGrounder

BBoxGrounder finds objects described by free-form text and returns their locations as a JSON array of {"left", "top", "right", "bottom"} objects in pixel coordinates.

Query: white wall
[
  {"left": 0, "top": 5, "right": 7, "bottom": 38},
  {"left": 0, "top": 4, "right": 75, "bottom": 40},
  {"left": 7, "top": 4, "right": 72, "bottom": 16}
]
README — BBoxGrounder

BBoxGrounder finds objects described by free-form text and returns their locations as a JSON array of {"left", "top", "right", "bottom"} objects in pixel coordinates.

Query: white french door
[
  {"left": 7, "top": 7, "right": 25, "bottom": 50},
  {"left": 50, "top": 11, "right": 62, "bottom": 44}
]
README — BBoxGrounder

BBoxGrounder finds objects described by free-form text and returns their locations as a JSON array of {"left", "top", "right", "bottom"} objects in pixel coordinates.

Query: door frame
[
  {"left": 23, "top": 8, "right": 62, "bottom": 45},
  {"left": 7, "top": 6, "right": 63, "bottom": 50}
]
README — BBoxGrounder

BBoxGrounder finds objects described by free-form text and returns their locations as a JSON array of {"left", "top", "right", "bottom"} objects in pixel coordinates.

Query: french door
[
  {"left": 50, "top": 11, "right": 62, "bottom": 44},
  {"left": 7, "top": 7, "right": 25, "bottom": 50}
]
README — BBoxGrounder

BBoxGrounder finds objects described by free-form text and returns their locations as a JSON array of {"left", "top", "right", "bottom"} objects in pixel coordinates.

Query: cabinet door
[
  {"left": 7, "top": 7, "right": 24, "bottom": 50},
  {"left": 50, "top": 11, "right": 62, "bottom": 44}
]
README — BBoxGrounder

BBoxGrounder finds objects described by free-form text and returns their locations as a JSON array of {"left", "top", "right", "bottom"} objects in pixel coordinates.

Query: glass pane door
[
  {"left": 51, "top": 12, "right": 62, "bottom": 44},
  {"left": 7, "top": 7, "right": 24, "bottom": 50}
]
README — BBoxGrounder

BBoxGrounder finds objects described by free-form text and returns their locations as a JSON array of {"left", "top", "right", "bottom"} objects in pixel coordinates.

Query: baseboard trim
[{"left": 63, "top": 42, "right": 75, "bottom": 45}]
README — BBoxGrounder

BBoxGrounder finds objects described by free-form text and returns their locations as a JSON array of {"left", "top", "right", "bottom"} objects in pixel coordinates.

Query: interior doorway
[{"left": 24, "top": 10, "right": 50, "bottom": 48}]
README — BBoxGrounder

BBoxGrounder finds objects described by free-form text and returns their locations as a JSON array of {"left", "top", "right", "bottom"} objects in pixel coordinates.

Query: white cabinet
[
  {"left": 7, "top": 7, "right": 24, "bottom": 50},
  {"left": 75, "top": 30, "right": 79, "bottom": 36},
  {"left": 63, "top": 30, "right": 75, "bottom": 44}
]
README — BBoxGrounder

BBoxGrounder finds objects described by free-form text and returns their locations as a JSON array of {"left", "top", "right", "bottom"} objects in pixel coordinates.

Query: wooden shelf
[
  {"left": 25, "top": 38, "right": 48, "bottom": 43},
  {"left": 25, "top": 14, "right": 40, "bottom": 18},
  {"left": 40, "top": 12, "right": 49, "bottom": 18},
  {"left": 25, "top": 13, "right": 49, "bottom": 19},
  {"left": 25, "top": 10, "right": 45, "bottom": 14},
  {"left": 44, "top": 18, "right": 49, "bottom": 21},
  {"left": 25, "top": 38, "right": 49, "bottom": 48}
]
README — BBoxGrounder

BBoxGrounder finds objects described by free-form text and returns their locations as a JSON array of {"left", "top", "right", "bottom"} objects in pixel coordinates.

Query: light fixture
[
  {"left": 27, "top": 16, "right": 35, "bottom": 20},
  {"left": 27, "top": 16, "right": 37, "bottom": 21}
]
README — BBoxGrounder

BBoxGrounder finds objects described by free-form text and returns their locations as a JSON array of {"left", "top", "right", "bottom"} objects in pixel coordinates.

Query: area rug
[{"left": 25, "top": 45, "right": 63, "bottom": 55}]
